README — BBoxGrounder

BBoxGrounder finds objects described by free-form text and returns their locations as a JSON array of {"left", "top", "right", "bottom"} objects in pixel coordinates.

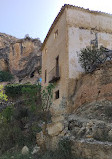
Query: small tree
[
  {"left": 22, "top": 85, "right": 40, "bottom": 113},
  {"left": 78, "top": 46, "right": 106, "bottom": 73},
  {"left": 40, "top": 83, "right": 55, "bottom": 123},
  {"left": 22, "top": 83, "right": 54, "bottom": 130}
]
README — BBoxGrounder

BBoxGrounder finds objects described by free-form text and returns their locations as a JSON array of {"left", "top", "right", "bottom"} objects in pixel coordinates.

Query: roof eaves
[
  {"left": 41, "top": 4, "right": 112, "bottom": 50},
  {"left": 41, "top": 5, "right": 66, "bottom": 50}
]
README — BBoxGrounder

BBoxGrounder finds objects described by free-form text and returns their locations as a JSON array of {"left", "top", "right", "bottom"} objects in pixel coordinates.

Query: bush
[
  {"left": 22, "top": 85, "right": 41, "bottom": 113},
  {"left": 0, "top": 83, "right": 42, "bottom": 153},
  {"left": 0, "top": 83, "right": 54, "bottom": 155},
  {"left": 40, "top": 138, "right": 72, "bottom": 159},
  {"left": 0, "top": 104, "right": 14, "bottom": 122},
  {"left": 0, "top": 122, "right": 23, "bottom": 153},
  {"left": 78, "top": 46, "right": 106, "bottom": 73},
  {"left": 0, "top": 71, "right": 14, "bottom": 82},
  {"left": 5, "top": 84, "right": 38, "bottom": 98}
]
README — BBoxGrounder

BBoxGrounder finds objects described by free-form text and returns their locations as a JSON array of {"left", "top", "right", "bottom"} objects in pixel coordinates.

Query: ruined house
[{"left": 42, "top": 4, "right": 112, "bottom": 116}]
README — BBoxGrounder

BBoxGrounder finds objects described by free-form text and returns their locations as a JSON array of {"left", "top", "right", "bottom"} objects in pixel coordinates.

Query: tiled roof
[{"left": 41, "top": 4, "right": 112, "bottom": 50}]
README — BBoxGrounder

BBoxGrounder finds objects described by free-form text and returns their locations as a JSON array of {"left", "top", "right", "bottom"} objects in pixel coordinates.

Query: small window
[
  {"left": 45, "top": 70, "right": 47, "bottom": 83},
  {"left": 55, "top": 90, "right": 59, "bottom": 99},
  {"left": 54, "top": 30, "right": 58, "bottom": 39},
  {"left": 45, "top": 48, "right": 47, "bottom": 53}
]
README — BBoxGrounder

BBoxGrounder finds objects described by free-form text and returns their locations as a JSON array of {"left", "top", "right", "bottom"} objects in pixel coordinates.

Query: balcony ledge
[{"left": 49, "top": 76, "right": 60, "bottom": 83}]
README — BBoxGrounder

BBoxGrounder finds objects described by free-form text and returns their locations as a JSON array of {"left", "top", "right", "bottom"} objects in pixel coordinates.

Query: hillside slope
[{"left": 66, "top": 61, "right": 112, "bottom": 159}]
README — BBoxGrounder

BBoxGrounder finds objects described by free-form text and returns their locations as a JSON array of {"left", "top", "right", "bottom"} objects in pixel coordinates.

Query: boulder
[
  {"left": 47, "top": 122, "right": 64, "bottom": 137},
  {"left": 21, "top": 146, "right": 29, "bottom": 155}
]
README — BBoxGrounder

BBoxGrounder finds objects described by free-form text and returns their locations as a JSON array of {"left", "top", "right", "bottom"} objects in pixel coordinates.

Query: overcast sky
[{"left": 0, "top": 0, "right": 112, "bottom": 42}]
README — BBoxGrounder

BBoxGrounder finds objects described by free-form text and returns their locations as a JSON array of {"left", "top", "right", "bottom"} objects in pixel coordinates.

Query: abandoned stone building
[{"left": 42, "top": 4, "right": 112, "bottom": 118}]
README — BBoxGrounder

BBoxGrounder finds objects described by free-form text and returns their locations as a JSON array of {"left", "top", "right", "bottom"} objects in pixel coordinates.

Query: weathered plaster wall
[
  {"left": 42, "top": 9, "right": 69, "bottom": 117},
  {"left": 68, "top": 28, "right": 112, "bottom": 79},
  {"left": 67, "top": 7, "right": 112, "bottom": 79},
  {"left": 68, "top": 27, "right": 90, "bottom": 78},
  {"left": 67, "top": 7, "right": 112, "bottom": 33}
]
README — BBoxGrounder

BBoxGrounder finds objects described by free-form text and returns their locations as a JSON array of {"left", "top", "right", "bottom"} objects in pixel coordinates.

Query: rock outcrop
[
  {"left": 66, "top": 62, "right": 112, "bottom": 159},
  {"left": 38, "top": 61, "right": 112, "bottom": 159},
  {"left": 0, "top": 32, "right": 17, "bottom": 49},
  {"left": 9, "top": 37, "right": 42, "bottom": 83},
  {"left": 69, "top": 61, "right": 112, "bottom": 111},
  {"left": 0, "top": 33, "right": 17, "bottom": 71},
  {"left": 0, "top": 33, "right": 42, "bottom": 83}
]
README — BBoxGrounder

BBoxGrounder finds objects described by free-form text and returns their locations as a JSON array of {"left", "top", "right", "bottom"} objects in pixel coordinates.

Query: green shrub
[
  {"left": 0, "top": 122, "right": 23, "bottom": 153},
  {"left": 78, "top": 46, "right": 106, "bottom": 73},
  {"left": 0, "top": 104, "right": 14, "bottom": 122},
  {"left": 1, "top": 83, "right": 55, "bottom": 154},
  {"left": 22, "top": 85, "right": 41, "bottom": 113},
  {"left": 0, "top": 83, "right": 42, "bottom": 154},
  {"left": 0, "top": 85, "right": 8, "bottom": 102},
  {"left": 5, "top": 84, "right": 38, "bottom": 98},
  {"left": 0, "top": 71, "right": 14, "bottom": 82}
]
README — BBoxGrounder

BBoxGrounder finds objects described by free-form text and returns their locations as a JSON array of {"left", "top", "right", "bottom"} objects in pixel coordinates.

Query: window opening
[
  {"left": 56, "top": 56, "right": 59, "bottom": 76},
  {"left": 45, "top": 70, "right": 47, "bottom": 83},
  {"left": 54, "top": 30, "right": 58, "bottom": 39},
  {"left": 55, "top": 90, "right": 59, "bottom": 99}
]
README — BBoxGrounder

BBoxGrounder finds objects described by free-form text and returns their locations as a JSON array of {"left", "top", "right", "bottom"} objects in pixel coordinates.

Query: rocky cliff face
[
  {"left": 38, "top": 61, "right": 112, "bottom": 159},
  {"left": 0, "top": 33, "right": 17, "bottom": 71},
  {"left": 66, "top": 61, "right": 112, "bottom": 159},
  {"left": 0, "top": 32, "right": 17, "bottom": 49},
  {"left": 69, "top": 61, "right": 112, "bottom": 111},
  {"left": 0, "top": 33, "right": 41, "bottom": 83}
]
